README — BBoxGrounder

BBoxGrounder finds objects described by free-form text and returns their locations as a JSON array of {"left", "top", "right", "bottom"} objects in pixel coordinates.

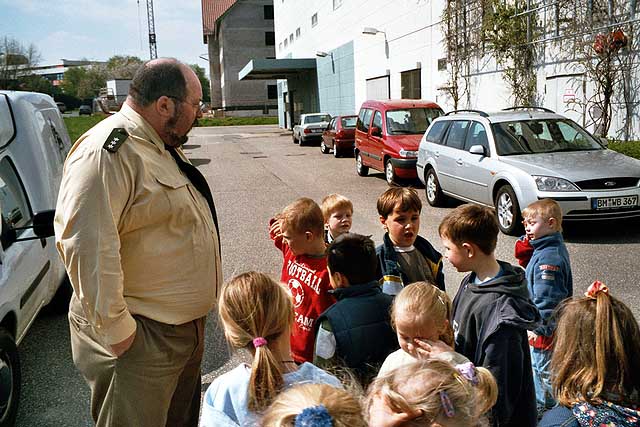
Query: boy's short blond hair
[
  {"left": 438, "top": 204, "right": 498, "bottom": 255},
  {"left": 522, "top": 199, "right": 563, "bottom": 232},
  {"left": 280, "top": 197, "right": 324, "bottom": 236},
  {"left": 377, "top": 187, "right": 422, "bottom": 218},
  {"left": 320, "top": 194, "right": 353, "bottom": 221}
]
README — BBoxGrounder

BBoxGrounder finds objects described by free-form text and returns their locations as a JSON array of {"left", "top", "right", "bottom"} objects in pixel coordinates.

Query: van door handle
[
  {"left": 456, "top": 159, "right": 464, "bottom": 166},
  {"left": 434, "top": 151, "right": 440, "bottom": 157}
]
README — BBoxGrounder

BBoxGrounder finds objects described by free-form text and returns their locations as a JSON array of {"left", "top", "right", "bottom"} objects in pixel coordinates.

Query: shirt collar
[{"left": 119, "top": 103, "right": 167, "bottom": 153}]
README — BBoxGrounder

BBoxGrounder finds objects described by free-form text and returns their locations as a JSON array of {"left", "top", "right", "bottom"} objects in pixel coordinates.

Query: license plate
[
  {"left": 591, "top": 195, "right": 638, "bottom": 210},
  {"left": 312, "top": 129, "right": 322, "bottom": 133}
]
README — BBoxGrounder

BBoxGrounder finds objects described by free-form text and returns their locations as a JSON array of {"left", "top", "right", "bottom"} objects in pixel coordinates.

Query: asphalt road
[{"left": 16, "top": 124, "right": 640, "bottom": 425}]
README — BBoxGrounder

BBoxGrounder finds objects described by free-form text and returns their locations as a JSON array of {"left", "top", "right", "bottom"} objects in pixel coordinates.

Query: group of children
[{"left": 200, "top": 187, "right": 640, "bottom": 427}]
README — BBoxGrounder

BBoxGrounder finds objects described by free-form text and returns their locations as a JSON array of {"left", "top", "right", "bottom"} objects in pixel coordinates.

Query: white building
[{"left": 238, "top": 0, "right": 639, "bottom": 139}]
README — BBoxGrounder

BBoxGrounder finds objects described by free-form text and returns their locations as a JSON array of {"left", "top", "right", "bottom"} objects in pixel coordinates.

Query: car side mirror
[
  {"left": 371, "top": 126, "right": 382, "bottom": 137},
  {"left": 469, "top": 145, "right": 487, "bottom": 156},
  {"left": 33, "top": 210, "right": 56, "bottom": 238},
  {"left": 599, "top": 136, "right": 609, "bottom": 147}
]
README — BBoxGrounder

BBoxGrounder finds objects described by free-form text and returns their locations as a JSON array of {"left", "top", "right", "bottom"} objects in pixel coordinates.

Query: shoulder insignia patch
[{"left": 102, "top": 128, "right": 129, "bottom": 152}]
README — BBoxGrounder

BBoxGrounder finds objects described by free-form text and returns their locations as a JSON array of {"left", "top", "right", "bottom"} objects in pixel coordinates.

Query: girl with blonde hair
[
  {"left": 261, "top": 383, "right": 366, "bottom": 427},
  {"left": 366, "top": 359, "right": 498, "bottom": 427},
  {"left": 199, "top": 272, "right": 341, "bottom": 427},
  {"left": 539, "top": 281, "right": 640, "bottom": 426},
  {"left": 378, "top": 281, "right": 468, "bottom": 376}
]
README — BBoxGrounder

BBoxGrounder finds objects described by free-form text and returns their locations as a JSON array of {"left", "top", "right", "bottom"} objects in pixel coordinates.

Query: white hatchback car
[{"left": 417, "top": 108, "right": 640, "bottom": 234}]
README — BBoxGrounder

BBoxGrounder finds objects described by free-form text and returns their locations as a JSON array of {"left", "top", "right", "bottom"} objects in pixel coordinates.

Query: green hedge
[
  {"left": 608, "top": 140, "right": 640, "bottom": 160},
  {"left": 63, "top": 116, "right": 106, "bottom": 143}
]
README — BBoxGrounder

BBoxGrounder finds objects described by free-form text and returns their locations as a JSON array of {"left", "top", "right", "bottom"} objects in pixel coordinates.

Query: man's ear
[
  {"left": 379, "top": 216, "right": 387, "bottom": 229},
  {"left": 305, "top": 231, "right": 314, "bottom": 241},
  {"left": 461, "top": 242, "right": 475, "bottom": 258},
  {"left": 332, "top": 271, "right": 348, "bottom": 288},
  {"left": 155, "top": 95, "right": 175, "bottom": 119},
  {"left": 548, "top": 217, "right": 557, "bottom": 229}
]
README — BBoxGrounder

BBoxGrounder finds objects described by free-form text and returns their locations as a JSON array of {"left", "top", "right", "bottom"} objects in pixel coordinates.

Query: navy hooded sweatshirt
[{"left": 452, "top": 261, "right": 541, "bottom": 427}]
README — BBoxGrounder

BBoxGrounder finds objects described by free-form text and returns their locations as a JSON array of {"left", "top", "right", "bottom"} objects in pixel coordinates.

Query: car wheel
[
  {"left": 292, "top": 134, "right": 298, "bottom": 144},
  {"left": 320, "top": 141, "right": 329, "bottom": 154},
  {"left": 355, "top": 152, "right": 369, "bottom": 176},
  {"left": 0, "top": 328, "right": 20, "bottom": 427},
  {"left": 495, "top": 185, "right": 523, "bottom": 235},
  {"left": 385, "top": 159, "right": 396, "bottom": 185},
  {"left": 333, "top": 144, "right": 340, "bottom": 158},
  {"left": 425, "top": 168, "right": 446, "bottom": 207}
]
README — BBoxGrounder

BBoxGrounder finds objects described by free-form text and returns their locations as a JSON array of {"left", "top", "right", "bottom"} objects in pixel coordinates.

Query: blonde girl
[
  {"left": 199, "top": 272, "right": 341, "bottom": 427},
  {"left": 366, "top": 359, "right": 498, "bottom": 427},
  {"left": 539, "top": 281, "right": 640, "bottom": 426},
  {"left": 378, "top": 282, "right": 468, "bottom": 376},
  {"left": 261, "top": 383, "right": 367, "bottom": 427}
]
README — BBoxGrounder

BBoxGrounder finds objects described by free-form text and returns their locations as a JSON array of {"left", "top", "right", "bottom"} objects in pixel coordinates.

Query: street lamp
[
  {"left": 362, "top": 27, "right": 389, "bottom": 58},
  {"left": 315, "top": 51, "right": 335, "bottom": 74}
]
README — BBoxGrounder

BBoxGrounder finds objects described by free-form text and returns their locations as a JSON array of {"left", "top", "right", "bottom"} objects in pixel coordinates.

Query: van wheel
[
  {"left": 425, "top": 168, "right": 446, "bottom": 207},
  {"left": 320, "top": 141, "right": 329, "bottom": 154},
  {"left": 495, "top": 185, "right": 523, "bottom": 235},
  {"left": 0, "top": 328, "right": 20, "bottom": 427},
  {"left": 356, "top": 152, "right": 368, "bottom": 176},
  {"left": 333, "top": 144, "right": 341, "bottom": 158},
  {"left": 292, "top": 134, "right": 299, "bottom": 144},
  {"left": 385, "top": 159, "right": 396, "bottom": 185}
]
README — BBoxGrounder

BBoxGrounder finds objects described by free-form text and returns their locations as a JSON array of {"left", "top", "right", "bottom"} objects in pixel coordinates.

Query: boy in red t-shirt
[{"left": 269, "top": 197, "right": 335, "bottom": 363}]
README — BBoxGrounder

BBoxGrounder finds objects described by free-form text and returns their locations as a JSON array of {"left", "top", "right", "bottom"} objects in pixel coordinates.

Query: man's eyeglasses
[{"left": 167, "top": 95, "right": 201, "bottom": 109}]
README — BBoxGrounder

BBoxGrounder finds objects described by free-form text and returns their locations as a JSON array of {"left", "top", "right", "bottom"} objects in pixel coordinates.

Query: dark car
[
  {"left": 55, "top": 102, "right": 66, "bottom": 113},
  {"left": 78, "top": 105, "right": 92, "bottom": 115},
  {"left": 321, "top": 115, "right": 358, "bottom": 157}
]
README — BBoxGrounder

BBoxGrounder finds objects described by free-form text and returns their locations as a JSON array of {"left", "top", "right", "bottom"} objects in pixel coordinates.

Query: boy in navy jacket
[{"left": 440, "top": 204, "right": 540, "bottom": 427}]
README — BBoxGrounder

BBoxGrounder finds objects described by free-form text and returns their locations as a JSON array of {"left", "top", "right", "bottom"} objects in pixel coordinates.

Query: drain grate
[
  {"left": 240, "top": 151, "right": 263, "bottom": 155},
  {"left": 252, "top": 156, "right": 268, "bottom": 159},
  {"left": 285, "top": 153, "right": 306, "bottom": 157}
]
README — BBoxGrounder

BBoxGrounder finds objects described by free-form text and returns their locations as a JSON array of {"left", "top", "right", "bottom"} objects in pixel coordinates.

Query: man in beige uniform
[{"left": 55, "top": 58, "right": 222, "bottom": 426}]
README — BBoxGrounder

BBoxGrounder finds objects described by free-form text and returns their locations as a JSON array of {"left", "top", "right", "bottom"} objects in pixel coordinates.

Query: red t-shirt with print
[{"left": 271, "top": 231, "right": 335, "bottom": 363}]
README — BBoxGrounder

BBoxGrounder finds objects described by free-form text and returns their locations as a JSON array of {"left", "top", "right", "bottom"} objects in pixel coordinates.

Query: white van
[{"left": 0, "top": 90, "right": 71, "bottom": 425}]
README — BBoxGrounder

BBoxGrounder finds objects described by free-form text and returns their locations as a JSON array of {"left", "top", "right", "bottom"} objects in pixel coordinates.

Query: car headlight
[
  {"left": 533, "top": 176, "right": 580, "bottom": 192},
  {"left": 399, "top": 149, "right": 418, "bottom": 158}
]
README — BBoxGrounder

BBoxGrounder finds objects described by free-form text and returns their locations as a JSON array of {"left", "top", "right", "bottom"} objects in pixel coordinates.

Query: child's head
[
  {"left": 552, "top": 281, "right": 640, "bottom": 407},
  {"left": 218, "top": 271, "right": 293, "bottom": 411},
  {"left": 365, "top": 360, "right": 498, "bottom": 427},
  {"left": 326, "top": 233, "right": 378, "bottom": 288},
  {"left": 321, "top": 193, "right": 354, "bottom": 239},
  {"left": 521, "top": 199, "right": 563, "bottom": 240},
  {"left": 391, "top": 282, "right": 454, "bottom": 357},
  {"left": 438, "top": 204, "right": 498, "bottom": 272},
  {"left": 280, "top": 197, "right": 325, "bottom": 256},
  {"left": 377, "top": 187, "right": 422, "bottom": 247},
  {"left": 261, "top": 383, "right": 367, "bottom": 427}
]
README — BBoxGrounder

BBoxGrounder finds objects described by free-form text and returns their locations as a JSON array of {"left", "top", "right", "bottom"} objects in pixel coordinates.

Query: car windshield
[
  {"left": 305, "top": 114, "right": 331, "bottom": 124},
  {"left": 491, "top": 119, "right": 604, "bottom": 156},
  {"left": 341, "top": 117, "right": 357, "bottom": 128},
  {"left": 386, "top": 108, "right": 443, "bottom": 135}
]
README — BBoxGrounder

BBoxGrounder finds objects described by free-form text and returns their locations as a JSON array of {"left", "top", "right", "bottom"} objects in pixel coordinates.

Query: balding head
[{"left": 128, "top": 58, "right": 191, "bottom": 107}]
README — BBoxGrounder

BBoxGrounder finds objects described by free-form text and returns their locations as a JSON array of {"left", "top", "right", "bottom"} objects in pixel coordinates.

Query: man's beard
[{"left": 164, "top": 107, "right": 198, "bottom": 148}]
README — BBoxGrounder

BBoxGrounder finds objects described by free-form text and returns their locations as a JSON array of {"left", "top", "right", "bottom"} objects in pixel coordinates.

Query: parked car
[
  {"left": 78, "top": 104, "right": 92, "bottom": 115},
  {"left": 354, "top": 99, "right": 444, "bottom": 185},
  {"left": 417, "top": 107, "right": 640, "bottom": 235},
  {"left": 321, "top": 115, "right": 357, "bottom": 157},
  {"left": 55, "top": 101, "right": 66, "bottom": 113},
  {"left": 0, "top": 91, "right": 71, "bottom": 425},
  {"left": 292, "top": 113, "right": 331, "bottom": 146}
]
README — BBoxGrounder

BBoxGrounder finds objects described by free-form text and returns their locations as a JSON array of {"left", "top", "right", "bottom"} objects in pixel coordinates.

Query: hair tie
[
  {"left": 294, "top": 405, "right": 333, "bottom": 427},
  {"left": 455, "top": 362, "right": 479, "bottom": 386},
  {"left": 585, "top": 280, "right": 609, "bottom": 299},
  {"left": 439, "top": 391, "right": 455, "bottom": 418},
  {"left": 252, "top": 337, "right": 267, "bottom": 348}
]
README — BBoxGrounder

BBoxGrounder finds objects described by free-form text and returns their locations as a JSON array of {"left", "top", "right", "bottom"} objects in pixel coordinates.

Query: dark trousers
[{"left": 68, "top": 297, "right": 205, "bottom": 427}]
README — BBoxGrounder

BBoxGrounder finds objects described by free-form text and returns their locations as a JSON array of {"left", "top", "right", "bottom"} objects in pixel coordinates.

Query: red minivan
[
  {"left": 321, "top": 115, "right": 358, "bottom": 157},
  {"left": 354, "top": 99, "right": 443, "bottom": 185}
]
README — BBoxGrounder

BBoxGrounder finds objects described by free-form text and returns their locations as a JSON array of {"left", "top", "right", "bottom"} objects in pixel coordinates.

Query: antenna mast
[{"left": 146, "top": 0, "right": 158, "bottom": 59}]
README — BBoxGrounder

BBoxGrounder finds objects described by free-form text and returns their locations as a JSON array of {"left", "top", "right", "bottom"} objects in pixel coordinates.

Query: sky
[{"left": 1, "top": 0, "right": 209, "bottom": 74}]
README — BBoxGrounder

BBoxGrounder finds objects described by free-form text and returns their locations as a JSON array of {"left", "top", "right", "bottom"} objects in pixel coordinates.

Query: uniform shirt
[{"left": 55, "top": 103, "right": 222, "bottom": 346}]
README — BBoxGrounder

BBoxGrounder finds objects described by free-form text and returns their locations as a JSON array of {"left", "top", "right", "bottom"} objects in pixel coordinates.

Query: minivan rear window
[
  {"left": 341, "top": 117, "right": 357, "bottom": 128},
  {"left": 386, "top": 108, "right": 443, "bottom": 135}
]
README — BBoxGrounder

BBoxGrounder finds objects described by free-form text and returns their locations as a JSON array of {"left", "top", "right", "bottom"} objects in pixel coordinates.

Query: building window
[
  {"left": 264, "top": 5, "right": 274, "bottom": 19},
  {"left": 401, "top": 69, "right": 421, "bottom": 99},
  {"left": 333, "top": 0, "right": 343, "bottom": 9},
  {"left": 295, "top": 27, "right": 301, "bottom": 38},
  {"left": 289, "top": 34, "right": 294, "bottom": 44},
  {"left": 284, "top": 38, "right": 288, "bottom": 48},
  {"left": 279, "top": 42, "right": 283, "bottom": 52},
  {"left": 437, "top": 58, "right": 447, "bottom": 71},
  {"left": 265, "top": 31, "right": 275, "bottom": 46},
  {"left": 268, "top": 85, "right": 278, "bottom": 99},
  {"left": 311, "top": 13, "right": 318, "bottom": 27}
]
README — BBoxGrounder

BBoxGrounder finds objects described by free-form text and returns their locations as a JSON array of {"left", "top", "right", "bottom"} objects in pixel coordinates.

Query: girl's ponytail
[{"left": 218, "top": 271, "right": 294, "bottom": 412}]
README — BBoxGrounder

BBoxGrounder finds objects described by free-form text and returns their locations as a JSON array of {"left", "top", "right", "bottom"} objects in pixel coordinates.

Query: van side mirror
[
  {"left": 469, "top": 145, "right": 487, "bottom": 156},
  {"left": 1, "top": 209, "right": 56, "bottom": 248},
  {"left": 371, "top": 126, "right": 382, "bottom": 137}
]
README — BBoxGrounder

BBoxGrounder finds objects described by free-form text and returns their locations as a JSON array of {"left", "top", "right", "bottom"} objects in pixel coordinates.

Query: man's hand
[{"left": 110, "top": 330, "right": 136, "bottom": 357}]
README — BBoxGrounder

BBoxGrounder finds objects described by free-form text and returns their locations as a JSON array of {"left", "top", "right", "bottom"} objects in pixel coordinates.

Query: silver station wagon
[{"left": 416, "top": 108, "right": 640, "bottom": 235}]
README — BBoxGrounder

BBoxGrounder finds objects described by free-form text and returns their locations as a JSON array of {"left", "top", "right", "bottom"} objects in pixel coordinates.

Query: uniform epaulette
[{"left": 103, "top": 128, "right": 129, "bottom": 152}]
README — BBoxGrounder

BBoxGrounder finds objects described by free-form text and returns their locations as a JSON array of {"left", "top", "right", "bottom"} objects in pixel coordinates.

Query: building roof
[
  {"left": 201, "top": 0, "right": 238, "bottom": 39},
  {"left": 238, "top": 58, "right": 317, "bottom": 80}
]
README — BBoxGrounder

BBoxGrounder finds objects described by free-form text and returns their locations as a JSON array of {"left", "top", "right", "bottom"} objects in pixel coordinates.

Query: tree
[
  {"left": 0, "top": 36, "right": 42, "bottom": 88},
  {"left": 106, "top": 55, "right": 143, "bottom": 79},
  {"left": 190, "top": 64, "right": 211, "bottom": 102},
  {"left": 60, "top": 65, "right": 108, "bottom": 99}
]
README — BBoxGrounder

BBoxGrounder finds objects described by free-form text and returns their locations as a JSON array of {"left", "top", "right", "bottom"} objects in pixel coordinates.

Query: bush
[{"left": 608, "top": 140, "right": 640, "bottom": 160}]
